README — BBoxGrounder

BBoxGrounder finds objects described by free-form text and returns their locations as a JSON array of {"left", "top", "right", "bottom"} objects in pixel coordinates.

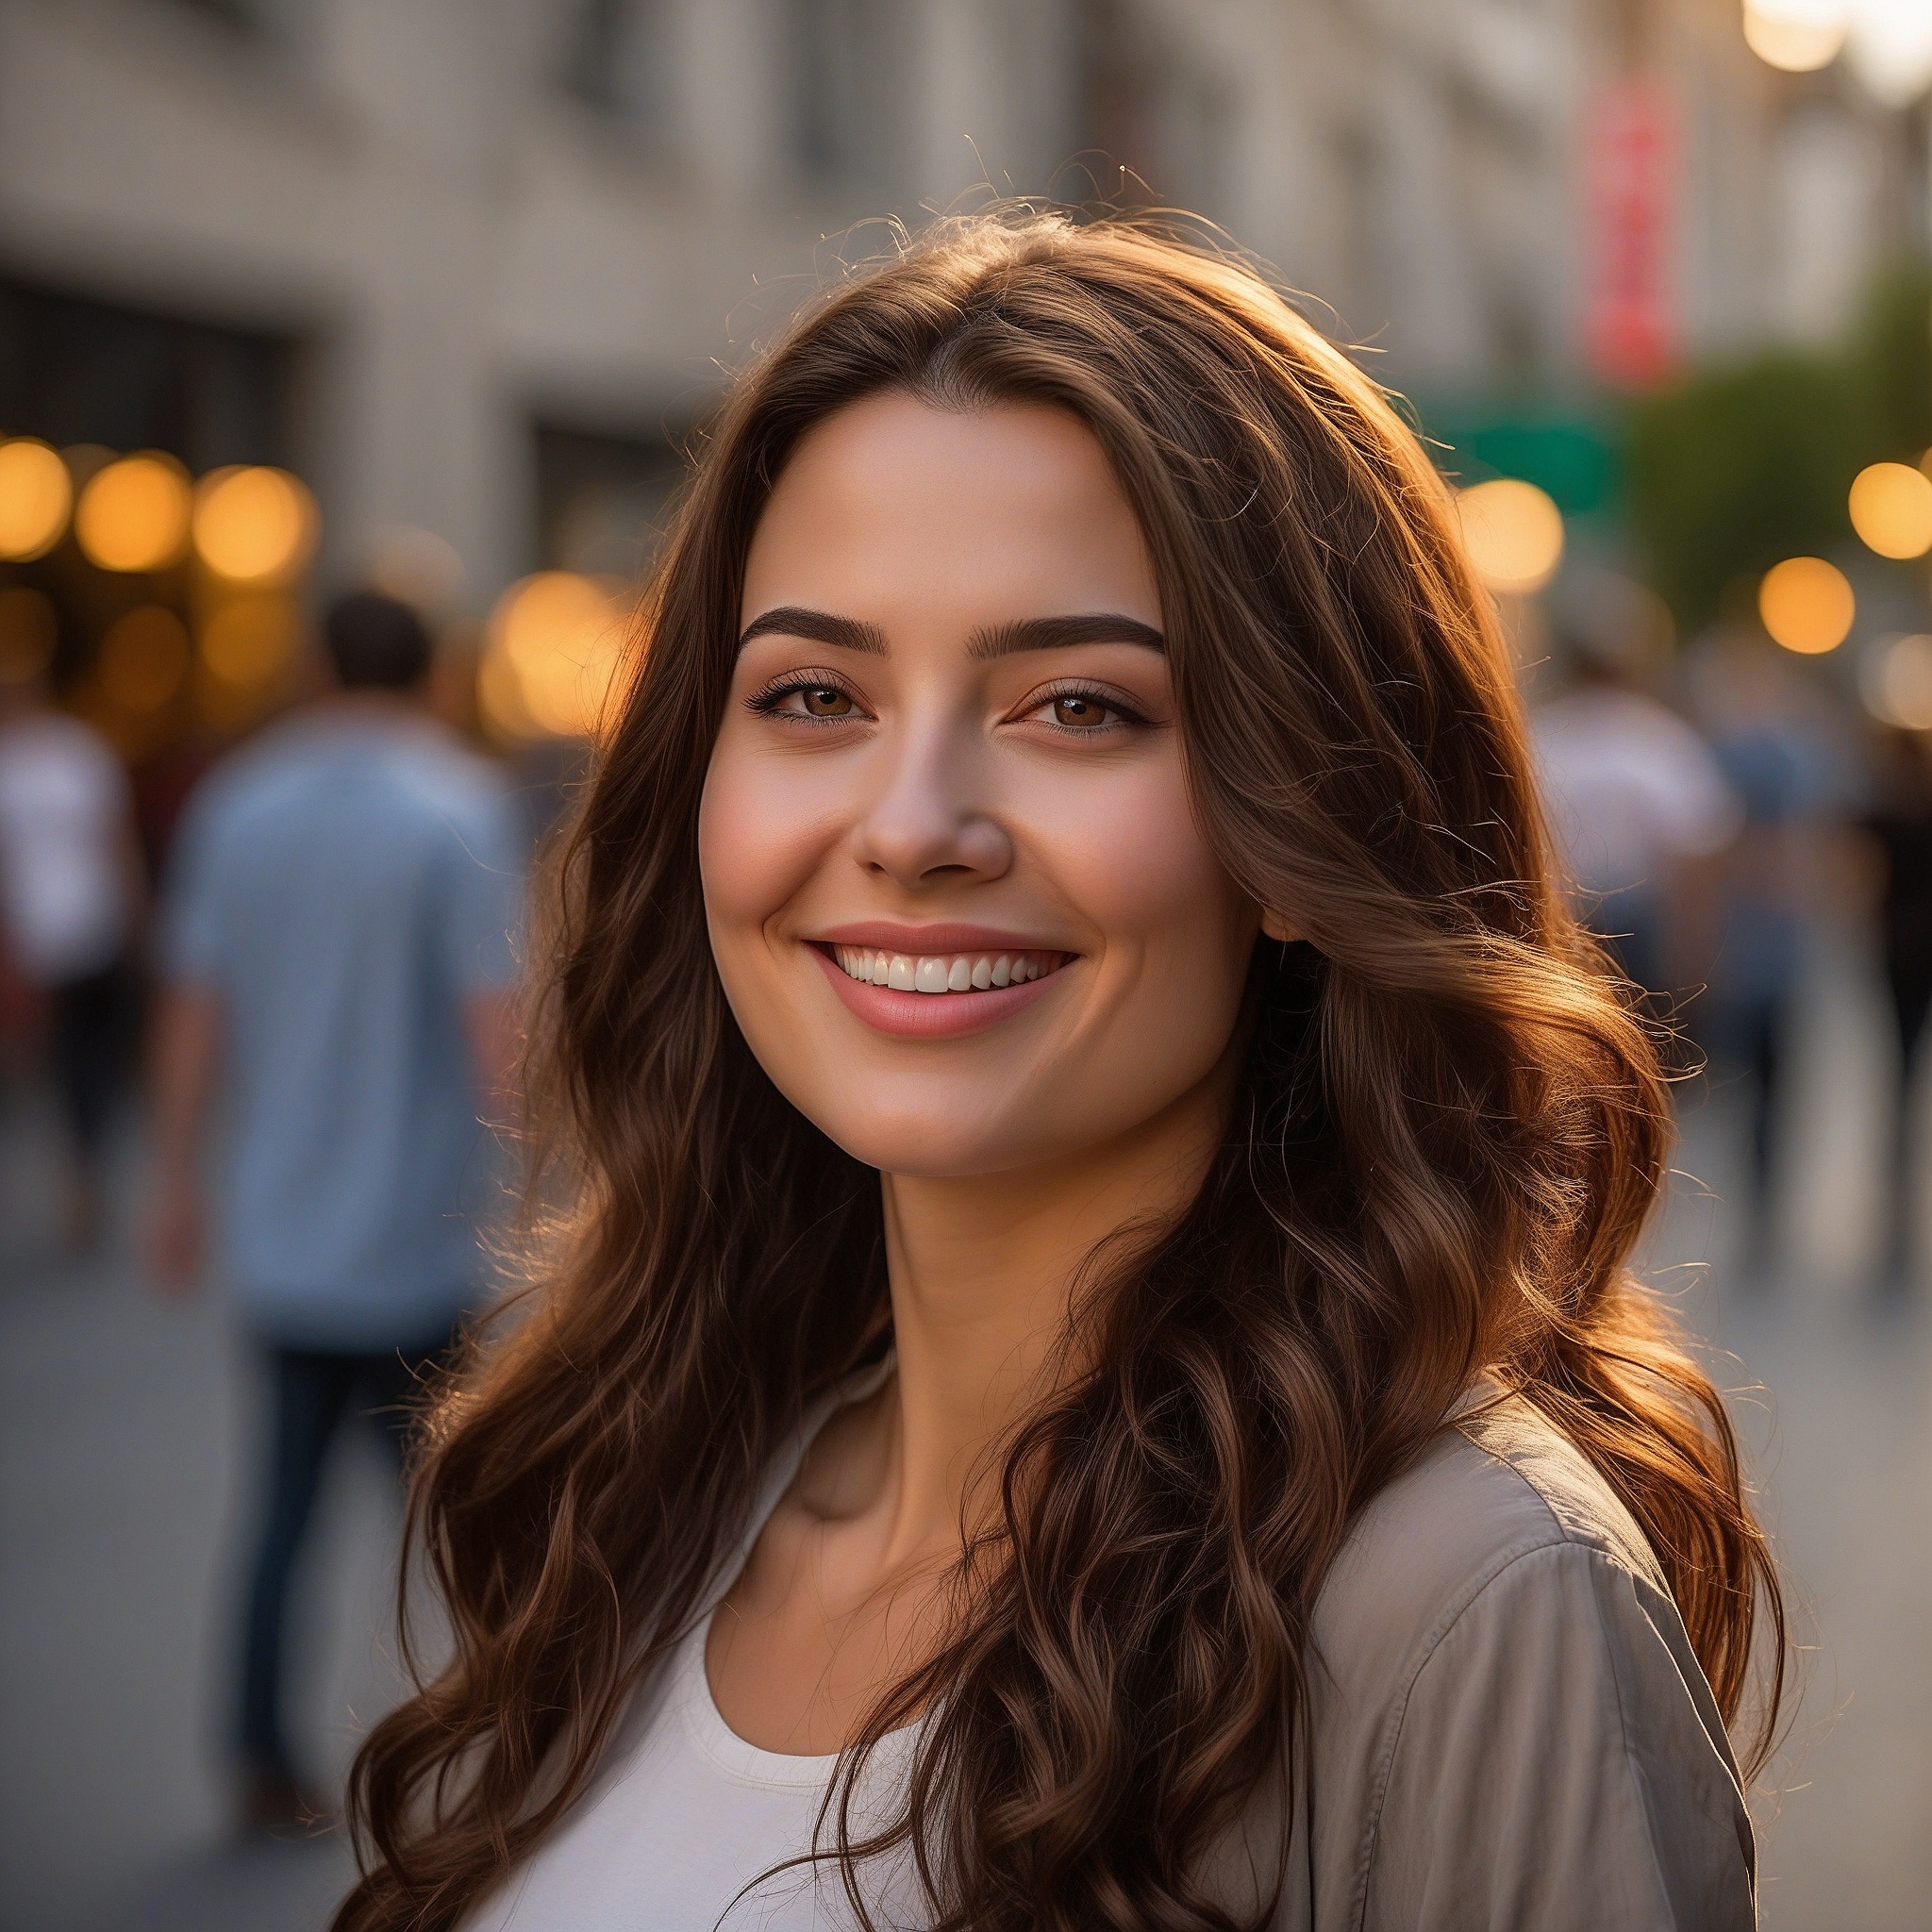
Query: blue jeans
[{"left": 239, "top": 1335, "right": 450, "bottom": 1779}]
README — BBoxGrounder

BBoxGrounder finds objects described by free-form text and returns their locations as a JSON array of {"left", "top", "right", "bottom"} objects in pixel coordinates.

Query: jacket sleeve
[{"left": 1359, "top": 1539, "right": 1757, "bottom": 1932}]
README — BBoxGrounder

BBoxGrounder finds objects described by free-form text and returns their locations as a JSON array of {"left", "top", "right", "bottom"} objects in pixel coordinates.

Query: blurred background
[{"left": 2, "top": 1, "right": 1931, "bottom": 1927}]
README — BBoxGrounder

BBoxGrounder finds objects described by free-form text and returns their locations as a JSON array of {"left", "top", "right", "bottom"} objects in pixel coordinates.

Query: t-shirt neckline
[{"left": 683, "top": 1353, "right": 903, "bottom": 1787}]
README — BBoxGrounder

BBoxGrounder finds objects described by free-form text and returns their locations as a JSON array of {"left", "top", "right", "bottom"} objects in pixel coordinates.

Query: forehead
[{"left": 741, "top": 392, "right": 1161, "bottom": 630}]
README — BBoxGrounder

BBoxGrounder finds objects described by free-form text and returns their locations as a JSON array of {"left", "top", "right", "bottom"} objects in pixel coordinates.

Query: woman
[{"left": 340, "top": 210, "right": 1781, "bottom": 1932}]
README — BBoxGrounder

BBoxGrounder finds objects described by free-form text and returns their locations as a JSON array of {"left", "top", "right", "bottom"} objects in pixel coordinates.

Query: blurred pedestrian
[
  {"left": 143, "top": 591, "right": 525, "bottom": 1833},
  {"left": 1690, "top": 632, "right": 1857, "bottom": 1268},
  {"left": 1860, "top": 725, "right": 1932, "bottom": 1291},
  {"left": 0, "top": 641, "right": 143, "bottom": 1248},
  {"left": 1533, "top": 588, "right": 1740, "bottom": 1014}
]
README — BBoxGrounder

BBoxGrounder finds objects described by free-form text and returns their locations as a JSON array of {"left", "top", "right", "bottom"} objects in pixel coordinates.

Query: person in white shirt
[
  {"left": 0, "top": 658, "right": 142, "bottom": 1245},
  {"left": 1535, "top": 650, "right": 1741, "bottom": 1010}
]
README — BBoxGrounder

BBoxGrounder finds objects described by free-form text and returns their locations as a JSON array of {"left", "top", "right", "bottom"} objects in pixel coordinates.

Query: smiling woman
[{"left": 336, "top": 209, "right": 1783, "bottom": 1932}]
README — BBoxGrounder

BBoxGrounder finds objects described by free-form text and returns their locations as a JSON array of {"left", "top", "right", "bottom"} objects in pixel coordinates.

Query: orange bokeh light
[
  {"left": 75, "top": 453, "right": 192, "bottom": 573},
  {"left": 192, "top": 466, "right": 318, "bottom": 583},
  {"left": 0, "top": 438, "right": 73, "bottom": 561},
  {"left": 1758, "top": 557, "right": 1855, "bottom": 654},
  {"left": 1849, "top": 462, "right": 1932, "bottom": 560}
]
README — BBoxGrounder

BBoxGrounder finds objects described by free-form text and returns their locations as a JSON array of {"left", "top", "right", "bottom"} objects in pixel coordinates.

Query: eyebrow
[
  {"left": 968, "top": 613, "right": 1166, "bottom": 658},
  {"left": 738, "top": 606, "right": 888, "bottom": 655},
  {"left": 736, "top": 606, "right": 1166, "bottom": 659}
]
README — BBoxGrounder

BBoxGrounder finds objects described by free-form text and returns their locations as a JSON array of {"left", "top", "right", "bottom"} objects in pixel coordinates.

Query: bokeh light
[
  {"left": 1456, "top": 478, "right": 1566, "bottom": 596},
  {"left": 1742, "top": 0, "right": 1848, "bottom": 72},
  {"left": 1758, "top": 556, "right": 1856, "bottom": 654},
  {"left": 0, "top": 585, "right": 58, "bottom": 683},
  {"left": 480, "top": 571, "right": 628, "bottom": 740},
  {"left": 1848, "top": 462, "right": 1932, "bottom": 559},
  {"left": 0, "top": 438, "right": 74, "bottom": 561},
  {"left": 1862, "top": 633, "right": 1932, "bottom": 729},
  {"left": 75, "top": 453, "right": 192, "bottom": 573},
  {"left": 98, "top": 605, "right": 192, "bottom": 713},
  {"left": 369, "top": 525, "right": 464, "bottom": 618},
  {"left": 201, "top": 592, "right": 301, "bottom": 690},
  {"left": 192, "top": 466, "right": 318, "bottom": 583},
  {"left": 1845, "top": 0, "right": 1932, "bottom": 106}
]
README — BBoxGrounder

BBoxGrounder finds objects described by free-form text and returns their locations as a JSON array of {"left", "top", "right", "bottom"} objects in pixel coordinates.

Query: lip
[{"left": 805, "top": 931, "right": 1073, "bottom": 1040}]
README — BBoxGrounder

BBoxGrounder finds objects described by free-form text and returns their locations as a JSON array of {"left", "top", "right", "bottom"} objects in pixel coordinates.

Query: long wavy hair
[{"left": 337, "top": 208, "right": 1784, "bottom": 1932}]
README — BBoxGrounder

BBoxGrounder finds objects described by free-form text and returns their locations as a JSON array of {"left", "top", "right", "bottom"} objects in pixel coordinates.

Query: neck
[{"left": 868, "top": 1054, "right": 1238, "bottom": 1564}]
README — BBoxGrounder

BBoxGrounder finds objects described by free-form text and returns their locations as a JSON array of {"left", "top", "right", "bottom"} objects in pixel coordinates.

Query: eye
[
  {"left": 1047, "top": 692, "right": 1109, "bottom": 728},
  {"left": 745, "top": 673, "right": 868, "bottom": 724},
  {"left": 1018, "top": 682, "right": 1149, "bottom": 734}
]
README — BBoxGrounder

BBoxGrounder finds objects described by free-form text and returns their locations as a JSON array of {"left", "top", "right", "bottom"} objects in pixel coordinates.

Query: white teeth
[{"left": 833, "top": 946, "right": 1062, "bottom": 992}]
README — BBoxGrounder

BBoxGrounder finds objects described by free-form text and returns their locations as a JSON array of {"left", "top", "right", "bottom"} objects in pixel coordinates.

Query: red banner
[{"left": 1583, "top": 79, "right": 1680, "bottom": 390}]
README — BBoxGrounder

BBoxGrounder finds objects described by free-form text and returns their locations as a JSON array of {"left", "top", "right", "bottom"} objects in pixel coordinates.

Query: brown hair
[{"left": 337, "top": 208, "right": 1783, "bottom": 1932}]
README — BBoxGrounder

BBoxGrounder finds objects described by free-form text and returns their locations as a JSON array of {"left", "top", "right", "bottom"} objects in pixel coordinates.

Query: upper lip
[{"left": 810, "top": 922, "right": 1074, "bottom": 955}]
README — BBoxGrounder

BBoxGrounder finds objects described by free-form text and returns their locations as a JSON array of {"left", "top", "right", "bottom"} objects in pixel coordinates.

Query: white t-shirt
[
  {"left": 0, "top": 710, "right": 133, "bottom": 983},
  {"left": 471, "top": 1359, "right": 917, "bottom": 1932},
  {"left": 1532, "top": 685, "right": 1740, "bottom": 900}
]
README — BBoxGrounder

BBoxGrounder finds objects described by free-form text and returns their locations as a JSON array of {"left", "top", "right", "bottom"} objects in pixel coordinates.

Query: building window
[
  {"left": 787, "top": 0, "right": 912, "bottom": 192},
  {"left": 534, "top": 422, "right": 686, "bottom": 580},
  {"left": 168, "top": 0, "right": 259, "bottom": 27},
  {"left": 1074, "top": 0, "right": 1231, "bottom": 216},
  {"left": 560, "top": 0, "right": 675, "bottom": 144}
]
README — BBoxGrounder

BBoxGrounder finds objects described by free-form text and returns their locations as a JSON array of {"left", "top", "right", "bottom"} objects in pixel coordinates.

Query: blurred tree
[
  {"left": 1624, "top": 262, "right": 1932, "bottom": 635},
  {"left": 1624, "top": 349, "right": 1864, "bottom": 633},
  {"left": 1849, "top": 260, "right": 1932, "bottom": 461}
]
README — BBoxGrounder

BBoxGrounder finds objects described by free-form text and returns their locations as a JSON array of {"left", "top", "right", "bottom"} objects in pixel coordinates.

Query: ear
[{"left": 1260, "top": 908, "right": 1298, "bottom": 942}]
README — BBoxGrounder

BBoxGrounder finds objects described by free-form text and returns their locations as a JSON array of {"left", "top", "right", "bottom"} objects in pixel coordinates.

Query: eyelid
[
  {"left": 1011, "top": 675, "right": 1154, "bottom": 727},
  {"left": 744, "top": 666, "right": 870, "bottom": 717}
]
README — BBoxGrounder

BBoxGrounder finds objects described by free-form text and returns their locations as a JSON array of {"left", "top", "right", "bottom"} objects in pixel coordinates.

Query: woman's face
[{"left": 700, "top": 391, "right": 1261, "bottom": 1179}]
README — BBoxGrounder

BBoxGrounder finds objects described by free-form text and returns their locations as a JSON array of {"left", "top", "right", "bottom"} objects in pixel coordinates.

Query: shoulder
[
  {"left": 1304, "top": 1392, "right": 1755, "bottom": 1932},
  {"left": 381, "top": 730, "right": 524, "bottom": 852},
  {"left": 0, "top": 712, "right": 123, "bottom": 791},
  {"left": 1312, "top": 1390, "right": 1663, "bottom": 1684},
  {"left": 172, "top": 721, "right": 324, "bottom": 846}
]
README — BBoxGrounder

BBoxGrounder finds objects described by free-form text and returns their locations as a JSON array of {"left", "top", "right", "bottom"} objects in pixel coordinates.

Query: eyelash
[
  {"left": 742, "top": 673, "right": 1153, "bottom": 733},
  {"left": 744, "top": 671, "right": 866, "bottom": 724}
]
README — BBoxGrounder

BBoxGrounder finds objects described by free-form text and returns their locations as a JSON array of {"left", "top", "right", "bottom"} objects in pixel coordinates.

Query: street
[{"left": 1, "top": 937, "right": 1928, "bottom": 1932}]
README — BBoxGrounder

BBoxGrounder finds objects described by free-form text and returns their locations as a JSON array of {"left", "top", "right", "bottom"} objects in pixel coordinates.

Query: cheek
[
  {"left": 1038, "top": 758, "right": 1249, "bottom": 976},
  {"left": 697, "top": 741, "right": 838, "bottom": 950}
]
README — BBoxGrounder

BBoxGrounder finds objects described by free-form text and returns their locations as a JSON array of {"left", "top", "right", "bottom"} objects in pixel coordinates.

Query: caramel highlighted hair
[{"left": 337, "top": 208, "right": 1783, "bottom": 1932}]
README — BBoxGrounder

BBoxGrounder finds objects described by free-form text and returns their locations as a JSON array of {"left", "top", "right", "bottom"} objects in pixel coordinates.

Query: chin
[{"left": 796, "top": 1090, "right": 1045, "bottom": 1179}]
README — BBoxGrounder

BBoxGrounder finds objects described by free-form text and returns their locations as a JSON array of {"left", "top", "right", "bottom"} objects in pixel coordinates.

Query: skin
[{"left": 699, "top": 392, "right": 1291, "bottom": 1755}]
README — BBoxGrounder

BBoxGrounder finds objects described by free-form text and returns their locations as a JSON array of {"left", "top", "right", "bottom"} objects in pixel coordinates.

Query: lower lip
[{"left": 809, "top": 945, "right": 1067, "bottom": 1039}]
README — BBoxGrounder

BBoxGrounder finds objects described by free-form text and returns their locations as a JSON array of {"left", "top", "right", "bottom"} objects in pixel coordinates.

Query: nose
[{"left": 850, "top": 721, "right": 1014, "bottom": 891}]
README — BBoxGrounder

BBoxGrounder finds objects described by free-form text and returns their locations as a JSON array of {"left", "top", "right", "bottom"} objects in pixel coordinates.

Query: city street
[{"left": 1, "top": 939, "right": 1929, "bottom": 1932}]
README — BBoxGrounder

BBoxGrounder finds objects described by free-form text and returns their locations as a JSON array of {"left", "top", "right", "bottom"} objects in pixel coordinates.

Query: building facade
[{"left": 0, "top": 0, "right": 1924, "bottom": 614}]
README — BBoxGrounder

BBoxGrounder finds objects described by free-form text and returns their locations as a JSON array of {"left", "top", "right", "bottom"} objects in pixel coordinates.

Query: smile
[{"left": 829, "top": 946, "right": 1066, "bottom": 993}]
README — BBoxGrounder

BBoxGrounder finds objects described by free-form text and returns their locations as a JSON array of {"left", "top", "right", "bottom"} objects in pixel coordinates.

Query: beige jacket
[{"left": 1241, "top": 1390, "right": 1757, "bottom": 1930}]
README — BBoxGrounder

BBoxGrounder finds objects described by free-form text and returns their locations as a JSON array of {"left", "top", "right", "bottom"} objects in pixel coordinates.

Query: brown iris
[
  {"left": 802, "top": 686, "right": 854, "bottom": 717},
  {"left": 1052, "top": 693, "right": 1106, "bottom": 726}
]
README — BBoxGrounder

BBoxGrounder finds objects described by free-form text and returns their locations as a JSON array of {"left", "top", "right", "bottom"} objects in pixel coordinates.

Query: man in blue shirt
[{"left": 146, "top": 591, "right": 525, "bottom": 1832}]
